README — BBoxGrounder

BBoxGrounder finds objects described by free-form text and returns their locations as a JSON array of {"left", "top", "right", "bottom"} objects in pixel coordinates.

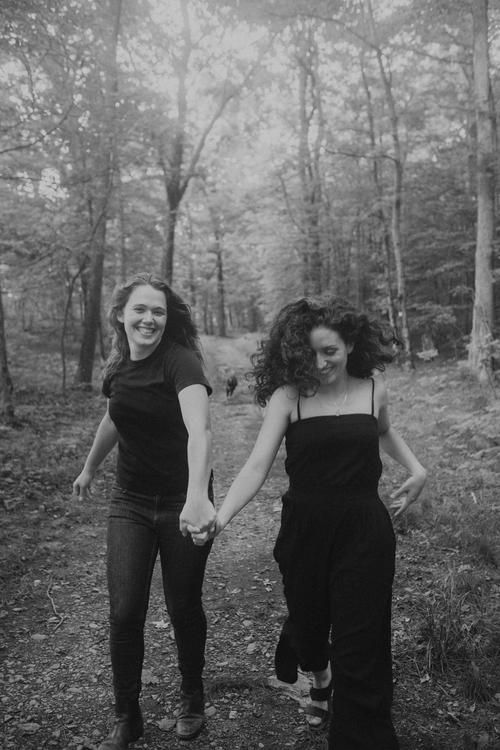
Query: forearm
[
  {"left": 185, "top": 428, "right": 212, "bottom": 501},
  {"left": 83, "top": 414, "right": 118, "bottom": 474},
  {"left": 217, "top": 463, "right": 269, "bottom": 529},
  {"left": 379, "top": 427, "right": 425, "bottom": 476}
]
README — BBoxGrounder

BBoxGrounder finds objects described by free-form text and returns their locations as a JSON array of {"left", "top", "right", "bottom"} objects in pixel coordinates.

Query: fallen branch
[{"left": 46, "top": 579, "right": 67, "bottom": 631}]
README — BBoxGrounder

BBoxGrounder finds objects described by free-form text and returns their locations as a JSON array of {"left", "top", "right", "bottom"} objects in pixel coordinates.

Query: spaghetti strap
[
  {"left": 370, "top": 377, "right": 375, "bottom": 416},
  {"left": 297, "top": 395, "right": 302, "bottom": 421}
]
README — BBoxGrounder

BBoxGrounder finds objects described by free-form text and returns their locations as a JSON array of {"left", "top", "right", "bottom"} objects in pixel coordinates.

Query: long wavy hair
[
  {"left": 251, "top": 296, "right": 396, "bottom": 406},
  {"left": 103, "top": 272, "right": 202, "bottom": 380}
]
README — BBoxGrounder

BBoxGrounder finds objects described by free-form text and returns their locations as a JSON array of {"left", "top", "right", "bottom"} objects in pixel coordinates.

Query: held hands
[
  {"left": 189, "top": 516, "right": 224, "bottom": 546},
  {"left": 390, "top": 469, "right": 427, "bottom": 518},
  {"left": 179, "top": 497, "right": 217, "bottom": 545}
]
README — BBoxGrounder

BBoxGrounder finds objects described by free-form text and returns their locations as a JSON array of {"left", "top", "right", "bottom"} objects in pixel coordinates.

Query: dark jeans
[{"left": 106, "top": 486, "right": 212, "bottom": 714}]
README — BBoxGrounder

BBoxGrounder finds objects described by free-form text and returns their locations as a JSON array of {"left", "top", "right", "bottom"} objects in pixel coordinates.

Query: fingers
[
  {"left": 189, "top": 521, "right": 219, "bottom": 546},
  {"left": 190, "top": 530, "right": 210, "bottom": 545},
  {"left": 391, "top": 499, "right": 408, "bottom": 518},
  {"left": 72, "top": 484, "right": 89, "bottom": 501},
  {"left": 390, "top": 490, "right": 416, "bottom": 518}
]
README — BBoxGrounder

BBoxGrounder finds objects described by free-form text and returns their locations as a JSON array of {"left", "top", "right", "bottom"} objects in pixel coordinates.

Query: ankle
[
  {"left": 312, "top": 667, "right": 331, "bottom": 691},
  {"left": 180, "top": 678, "right": 203, "bottom": 696}
]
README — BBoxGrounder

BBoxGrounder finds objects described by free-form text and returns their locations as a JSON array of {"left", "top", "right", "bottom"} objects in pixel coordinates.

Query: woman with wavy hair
[
  {"left": 73, "top": 272, "right": 216, "bottom": 749},
  {"left": 197, "top": 296, "right": 426, "bottom": 750}
]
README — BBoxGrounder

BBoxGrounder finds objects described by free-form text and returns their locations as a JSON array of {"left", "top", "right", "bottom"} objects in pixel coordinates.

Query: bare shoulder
[{"left": 268, "top": 384, "right": 299, "bottom": 416}]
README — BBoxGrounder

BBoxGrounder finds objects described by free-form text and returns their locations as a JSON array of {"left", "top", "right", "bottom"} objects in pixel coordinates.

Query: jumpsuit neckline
[{"left": 295, "top": 377, "right": 376, "bottom": 422}]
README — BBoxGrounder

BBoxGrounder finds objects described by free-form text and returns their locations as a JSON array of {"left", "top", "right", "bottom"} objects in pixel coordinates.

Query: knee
[
  {"left": 109, "top": 595, "right": 146, "bottom": 631},
  {"left": 167, "top": 596, "right": 204, "bottom": 628}
]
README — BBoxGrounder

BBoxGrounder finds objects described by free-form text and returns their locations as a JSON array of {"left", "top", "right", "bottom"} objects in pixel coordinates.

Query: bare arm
[
  {"left": 72, "top": 404, "right": 118, "bottom": 500},
  {"left": 376, "top": 379, "right": 427, "bottom": 517},
  {"left": 216, "top": 387, "right": 293, "bottom": 531},
  {"left": 178, "top": 384, "right": 216, "bottom": 536}
]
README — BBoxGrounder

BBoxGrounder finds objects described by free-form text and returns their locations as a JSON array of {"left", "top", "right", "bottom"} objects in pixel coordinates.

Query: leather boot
[
  {"left": 176, "top": 688, "right": 205, "bottom": 741},
  {"left": 98, "top": 710, "right": 144, "bottom": 750}
]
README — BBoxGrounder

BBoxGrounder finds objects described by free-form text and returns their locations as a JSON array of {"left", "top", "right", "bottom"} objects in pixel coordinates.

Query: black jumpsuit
[{"left": 273, "top": 380, "right": 399, "bottom": 749}]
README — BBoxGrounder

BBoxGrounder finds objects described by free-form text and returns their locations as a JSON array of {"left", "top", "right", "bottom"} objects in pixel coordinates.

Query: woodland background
[{"left": 0, "top": 0, "right": 499, "bottom": 414}]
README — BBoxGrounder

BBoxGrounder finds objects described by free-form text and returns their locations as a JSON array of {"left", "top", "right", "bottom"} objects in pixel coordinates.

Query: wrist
[{"left": 216, "top": 509, "right": 230, "bottom": 529}]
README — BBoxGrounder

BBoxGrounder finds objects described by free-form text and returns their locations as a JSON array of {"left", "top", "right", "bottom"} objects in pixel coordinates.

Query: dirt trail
[{"left": 1, "top": 339, "right": 500, "bottom": 749}]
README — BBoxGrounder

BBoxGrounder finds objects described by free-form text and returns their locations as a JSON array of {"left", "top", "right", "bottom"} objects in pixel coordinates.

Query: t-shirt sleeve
[{"left": 165, "top": 345, "right": 212, "bottom": 396}]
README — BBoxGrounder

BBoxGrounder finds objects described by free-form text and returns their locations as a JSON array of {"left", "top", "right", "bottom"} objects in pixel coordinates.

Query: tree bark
[
  {"left": 359, "top": 51, "right": 396, "bottom": 328},
  {"left": 364, "top": 0, "right": 412, "bottom": 362},
  {"left": 74, "top": 0, "right": 122, "bottom": 386},
  {"left": 297, "top": 25, "right": 323, "bottom": 295},
  {"left": 0, "top": 280, "right": 15, "bottom": 424},
  {"left": 468, "top": 0, "right": 495, "bottom": 383}
]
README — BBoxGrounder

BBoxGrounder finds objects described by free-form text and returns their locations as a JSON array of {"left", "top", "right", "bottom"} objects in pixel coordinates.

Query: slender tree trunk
[
  {"left": 297, "top": 25, "right": 323, "bottom": 295},
  {"left": 74, "top": 0, "right": 122, "bottom": 386},
  {"left": 162, "top": 199, "right": 180, "bottom": 284},
  {"left": 214, "top": 239, "right": 226, "bottom": 337},
  {"left": 469, "top": 0, "right": 495, "bottom": 383},
  {"left": 116, "top": 163, "right": 128, "bottom": 283},
  {"left": 76, "top": 216, "right": 108, "bottom": 385},
  {"left": 359, "top": 51, "right": 397, "bottom": 327},
  {"left": 205, "top": 195, "right": 227, "bottom": 337},
  {"left": 364, "top": 0, "right": 412, "bottom": 362},
  {"left": 0, "top": 281, "right": 15, "bottom": 424}
]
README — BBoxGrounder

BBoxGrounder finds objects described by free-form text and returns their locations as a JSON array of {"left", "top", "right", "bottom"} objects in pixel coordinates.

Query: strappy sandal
[{"left": 305, "top": 681, "right": 333, "bottom": 731}]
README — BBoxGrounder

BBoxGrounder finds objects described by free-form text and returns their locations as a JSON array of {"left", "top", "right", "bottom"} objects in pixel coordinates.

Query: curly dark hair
[
  {"left": 103, "top": 272, "right": 202, "bottom": 380},
  {"left": 251, "top": 296, "right": 396, "bottom": 406}
]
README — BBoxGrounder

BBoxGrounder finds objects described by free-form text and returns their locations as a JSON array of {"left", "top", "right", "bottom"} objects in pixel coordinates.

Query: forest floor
[{"left": 1, "top": 333, "right": 500, "bottom": 750}]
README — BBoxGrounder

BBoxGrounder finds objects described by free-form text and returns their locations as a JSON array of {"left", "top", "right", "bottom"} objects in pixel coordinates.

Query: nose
[
  {"left": 143, "top": 309, "right": 154, "bottom": 323},
  {"left": 316, "top": 353, "right": 326, "bottom": 369}
]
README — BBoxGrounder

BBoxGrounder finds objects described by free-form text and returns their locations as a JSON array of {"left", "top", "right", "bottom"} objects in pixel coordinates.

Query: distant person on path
[
  {"left": 194, "top": 296, "right": 426, "bottom": 749},
  {"left": 73, "top": 272, "right": 216, "bottom": 749}
]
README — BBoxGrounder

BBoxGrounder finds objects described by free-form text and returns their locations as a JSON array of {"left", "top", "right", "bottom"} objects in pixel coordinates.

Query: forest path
[{"left": 1, "top": 337, "right": 500, "bottom": 749}]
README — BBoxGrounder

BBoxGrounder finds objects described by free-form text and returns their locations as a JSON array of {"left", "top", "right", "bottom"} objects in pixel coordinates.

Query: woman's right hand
[{"left": 72, "top": 469, "right": 94, "bottom": 501}]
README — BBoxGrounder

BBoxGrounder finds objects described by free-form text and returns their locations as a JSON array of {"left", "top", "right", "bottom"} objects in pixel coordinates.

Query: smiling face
[
  {"left": 309, "top": 326, "right": 353, "bottom": 386},
  {"left": 117, "top": 284, "right": 167, "bottom": 360}
]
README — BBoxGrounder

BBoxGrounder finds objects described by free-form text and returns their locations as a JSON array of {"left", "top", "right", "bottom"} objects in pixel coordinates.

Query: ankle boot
[
  {"left": 176, "top": 688, "right": 205, "bottom": 741},
  {"left": 98, "top": 710, "right": 143, "bottom": 750}
]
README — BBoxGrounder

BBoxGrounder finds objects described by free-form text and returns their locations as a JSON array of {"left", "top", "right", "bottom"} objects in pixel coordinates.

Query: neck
[{"left": 318, "top": 375, "right": 349, "bottom": 395}]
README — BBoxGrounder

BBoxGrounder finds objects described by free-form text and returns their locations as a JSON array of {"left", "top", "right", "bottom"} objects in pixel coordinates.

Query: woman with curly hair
[
  {"left": 197, "top": 296, "right": 426, "bottom": 749},
  {"left": 73, "top": 273, "right": 216, "bottom": 749}
]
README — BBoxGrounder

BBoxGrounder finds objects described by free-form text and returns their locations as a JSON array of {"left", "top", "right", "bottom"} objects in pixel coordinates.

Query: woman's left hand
[{"left": 390, "top": 469, "right": 427, "bottom": 518}]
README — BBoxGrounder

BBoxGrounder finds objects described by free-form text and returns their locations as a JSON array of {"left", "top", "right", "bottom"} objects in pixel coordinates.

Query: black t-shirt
[{"left": 102, "top": 341, "right": 212, "bottom": 495}]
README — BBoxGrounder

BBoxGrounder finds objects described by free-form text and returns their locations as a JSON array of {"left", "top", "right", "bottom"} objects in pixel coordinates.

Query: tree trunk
[
  {"left": 161, "top": 198, "right": 180, "bottom": 284},
  {"left": 76, "top": 216, "right": 108, "bottom": 385},
  {"left": 214, "top": 239, "right": 226, "bottom": 337},
  {"left": 469, "top": 0, "right": 495, "bottom": 383},
  {"left": 364, "top": 0, "right": 412, "bottom": 362},
  {"left": 297, "top": 25, "right": 323, "bottom": 295},
  {"left": 74, "top": 0, "right": 122, "bottom": 386},
  {"left": 359, "top": 51, "right": 397, "bottom": 328},
  {"left": 0, "top": 281, "right": 15, "bottom": 424}
]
